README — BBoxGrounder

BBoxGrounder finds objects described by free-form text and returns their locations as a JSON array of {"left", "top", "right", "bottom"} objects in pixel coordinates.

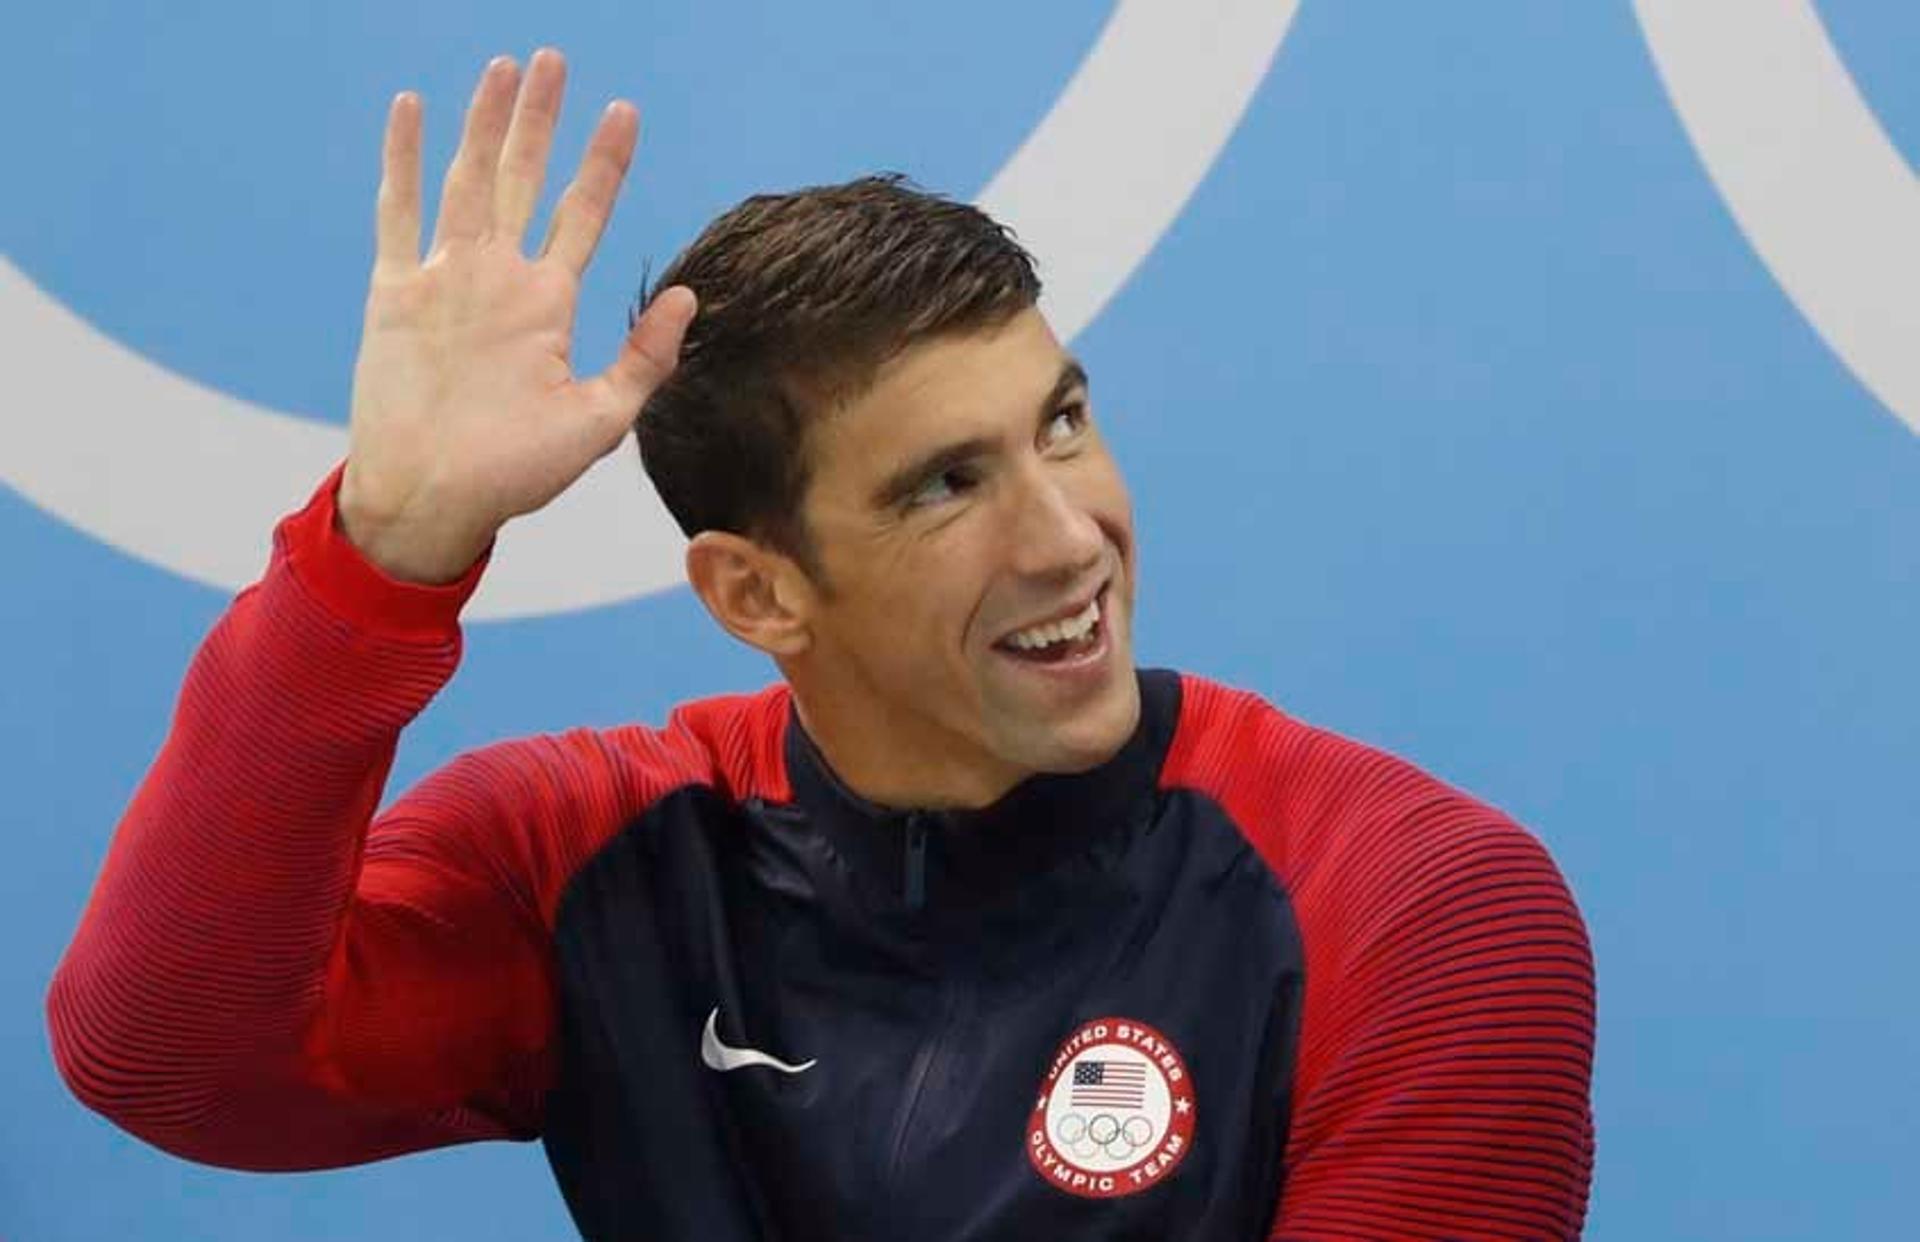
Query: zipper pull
[{"left": 903, "top": 814, "right": 930, "bottom": 910}]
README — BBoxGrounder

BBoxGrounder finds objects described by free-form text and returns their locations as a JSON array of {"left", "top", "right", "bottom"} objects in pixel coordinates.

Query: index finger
[{"left": 541, "top": 100, "right": 639, "bottom": 275}]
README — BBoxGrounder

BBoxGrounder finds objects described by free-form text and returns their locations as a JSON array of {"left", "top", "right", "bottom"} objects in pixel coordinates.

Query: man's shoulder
[
  {"left": 1162, "top": 671, "right": 1554, "bottom": 893},
  {"left": 457, "top": 681, "right": 794, "bottom": 810},
  {"left": 1163, "top": 669, "right": 1454, "bottom": 810},
  {"left": 367, "top": 684, "right": 795, "bottom": 924}
]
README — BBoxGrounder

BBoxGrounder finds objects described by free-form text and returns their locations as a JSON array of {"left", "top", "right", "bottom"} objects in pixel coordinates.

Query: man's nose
[{"left": 1006, "top": 466, "right": 1105, "bottom": 581}]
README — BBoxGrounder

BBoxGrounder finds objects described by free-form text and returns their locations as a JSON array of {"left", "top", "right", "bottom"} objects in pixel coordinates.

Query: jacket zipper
[
  {"left": 902, "top": 813, "right": 930, "bottom": 909},
  {"left": 884, "top": 977, "right": 966, "bottom": 1198},
  {"left": 887, "top": 812, "right": 952, "bottom": 1208}
]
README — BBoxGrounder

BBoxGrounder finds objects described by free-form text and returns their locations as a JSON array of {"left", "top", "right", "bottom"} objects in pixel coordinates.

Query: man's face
[{"left": 792, "top": 308, "right": 1140, "bottom": 804}]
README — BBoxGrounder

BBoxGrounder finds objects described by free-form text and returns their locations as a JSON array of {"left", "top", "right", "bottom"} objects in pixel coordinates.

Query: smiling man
[
  {"left": 669, "top": 300, "right": 1141, "bottom": 810},
  {"left": 48, "top": 52, "right": 1595, "bottom": 1241}
]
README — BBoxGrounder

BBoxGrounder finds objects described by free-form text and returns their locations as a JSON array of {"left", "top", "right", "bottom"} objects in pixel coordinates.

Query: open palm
[{"left": 341, "top": 51, "right": 696, "bottom": 584}]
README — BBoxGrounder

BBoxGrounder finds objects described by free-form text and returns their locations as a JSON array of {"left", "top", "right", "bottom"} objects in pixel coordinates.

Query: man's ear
[{"left": 684, "top": 531, "right": 814, "bottom": 658}]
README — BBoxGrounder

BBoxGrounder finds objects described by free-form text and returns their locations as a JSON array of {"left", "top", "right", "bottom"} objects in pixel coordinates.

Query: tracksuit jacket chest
[
  {"left": 540, "top": 671, "right": 1307, "bottom": 1241},
  {"left": 47, "top": 477, "right": 1595, "bottom": 1242}
]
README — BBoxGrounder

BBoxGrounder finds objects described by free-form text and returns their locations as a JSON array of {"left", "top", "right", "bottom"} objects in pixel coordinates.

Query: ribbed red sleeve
[
  {"left": 43, "top": 471, "right": 699, "bottom": 1170},
  {"left": 1166, "top": 678, "right": 1596, "bottom": 1241}
]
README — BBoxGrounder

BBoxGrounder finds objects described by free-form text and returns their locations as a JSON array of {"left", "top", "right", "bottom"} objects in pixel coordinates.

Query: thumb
[{"left": 594, "top": 284, "right": 698, "bottom": 416}]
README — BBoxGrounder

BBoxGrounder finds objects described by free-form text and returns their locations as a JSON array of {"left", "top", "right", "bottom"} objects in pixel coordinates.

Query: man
[{"left": 49, "top": 51, "right": 1594, "bottom": 1240}]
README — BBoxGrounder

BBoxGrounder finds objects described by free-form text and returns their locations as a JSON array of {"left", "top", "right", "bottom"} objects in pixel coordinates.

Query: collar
[{"left": 778, "top": 669, "right": 1182, "bottom": 920}]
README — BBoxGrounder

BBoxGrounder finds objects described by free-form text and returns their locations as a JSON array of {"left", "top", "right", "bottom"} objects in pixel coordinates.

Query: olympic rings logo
[{"left": 1052, "top": 1110, "right": 1159, "bottom": 1162}]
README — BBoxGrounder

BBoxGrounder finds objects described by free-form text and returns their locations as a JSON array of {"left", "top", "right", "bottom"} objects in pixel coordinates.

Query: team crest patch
[{"left": 1026, "top": 1016, "right": 1196, "bottom": 1199}]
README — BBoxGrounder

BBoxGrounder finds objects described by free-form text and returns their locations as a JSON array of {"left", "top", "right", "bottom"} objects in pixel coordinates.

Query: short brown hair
[{"left": 634, "top": 174, "right": 1040, "bottom": 569}]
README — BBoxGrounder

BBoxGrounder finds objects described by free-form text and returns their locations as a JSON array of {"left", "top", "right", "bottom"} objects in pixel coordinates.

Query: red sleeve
[
  {"left": 1168, "top": 680, "right": 1596, "bottom": 1241},
  {"left": 44, "top": 470, "right": 688, "bottom": 1171}
]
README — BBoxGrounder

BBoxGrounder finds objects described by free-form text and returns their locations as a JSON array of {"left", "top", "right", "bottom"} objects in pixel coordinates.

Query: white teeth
[{"left": 1006, "top": 597, "right": 1102, "bottom": 651}]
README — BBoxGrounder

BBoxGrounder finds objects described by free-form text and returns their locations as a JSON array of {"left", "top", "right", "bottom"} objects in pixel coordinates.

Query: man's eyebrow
[
  {"left": 871, "top": 436, "right": 997, "bottom": 509},
  {"left": 1050, "top": 358, "right": 1091, "bottom": 410},
  {"left": 869, "top": 358, "right": 1092, "bottom": 510}
]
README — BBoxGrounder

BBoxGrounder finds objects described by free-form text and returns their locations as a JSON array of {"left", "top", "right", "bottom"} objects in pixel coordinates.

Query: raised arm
[{"left": 46, "top": 50, "right": 693, "bottom": 1170}]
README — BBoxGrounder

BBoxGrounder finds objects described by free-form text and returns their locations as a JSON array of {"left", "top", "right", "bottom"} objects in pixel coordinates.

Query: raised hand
[{"left": 338, "top": 50, "right": 697, "bottom": 584}]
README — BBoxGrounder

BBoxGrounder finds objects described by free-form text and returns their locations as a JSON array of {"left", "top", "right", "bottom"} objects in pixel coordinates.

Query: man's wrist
[
  {"left": 275, "top": 466, "right": 490, "bottom": 642},
  {"left": 335, "top": 475, "right": 494, "bottom": 587}
]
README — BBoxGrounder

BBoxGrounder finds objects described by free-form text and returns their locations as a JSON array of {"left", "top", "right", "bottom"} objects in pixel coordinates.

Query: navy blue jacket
[{"left": 50, "top": 482, "right": 1596, "bottom": 1240}]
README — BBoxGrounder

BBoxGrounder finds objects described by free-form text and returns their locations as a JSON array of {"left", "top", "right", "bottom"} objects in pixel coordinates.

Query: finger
[
  {"left": 587, "top": 285, "right": 698, "bottom": 425},
  {"left": 374, "top": 92, "right": 423, "bottom": 274},
  {"left": 542, "top": 100, "right": 638, "bottom": 275},
  {"left": 431, "top": 56, "right": 520, "bottom": 249},
  {"left": 494, "top": 48, "right": 567, "bottom": 246}
]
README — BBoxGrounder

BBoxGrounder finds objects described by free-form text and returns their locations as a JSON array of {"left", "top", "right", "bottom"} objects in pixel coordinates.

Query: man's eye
[
  {"left": 908, "top": 468, "right": 974, "bottom": 508},
  {"left": 1043, "top": 403, "right": 1089, "bottom": 448}
]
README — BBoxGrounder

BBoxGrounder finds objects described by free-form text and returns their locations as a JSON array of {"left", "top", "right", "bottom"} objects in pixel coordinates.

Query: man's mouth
[{"left": 993, "top": 586, "right": 1108, "bottom": 665}]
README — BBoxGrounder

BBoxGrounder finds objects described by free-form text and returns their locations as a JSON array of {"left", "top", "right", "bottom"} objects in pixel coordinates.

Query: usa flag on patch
[{"left": 1070, "top": 1061, "right": 1148, "bottom": 1109}]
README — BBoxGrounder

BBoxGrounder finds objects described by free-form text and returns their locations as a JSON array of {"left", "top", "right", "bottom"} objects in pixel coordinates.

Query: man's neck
[{"left": 786, "top": 684, "right": 1026, "bottom": 812}]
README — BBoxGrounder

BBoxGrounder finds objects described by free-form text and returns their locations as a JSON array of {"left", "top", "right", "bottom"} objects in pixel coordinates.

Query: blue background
[{"left": 4, "top": 2, "right": 1916, "bottom": 1237}]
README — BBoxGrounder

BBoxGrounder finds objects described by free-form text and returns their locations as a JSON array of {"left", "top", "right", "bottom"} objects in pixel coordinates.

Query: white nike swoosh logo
[{"left": 701, "top": 1007, "right": 817, "bottom": 1075}]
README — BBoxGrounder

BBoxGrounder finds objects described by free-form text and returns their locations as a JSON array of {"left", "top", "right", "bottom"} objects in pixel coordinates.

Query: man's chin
[{"left": 994, "top": 671, "right": 1142, "bottom": 777}]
